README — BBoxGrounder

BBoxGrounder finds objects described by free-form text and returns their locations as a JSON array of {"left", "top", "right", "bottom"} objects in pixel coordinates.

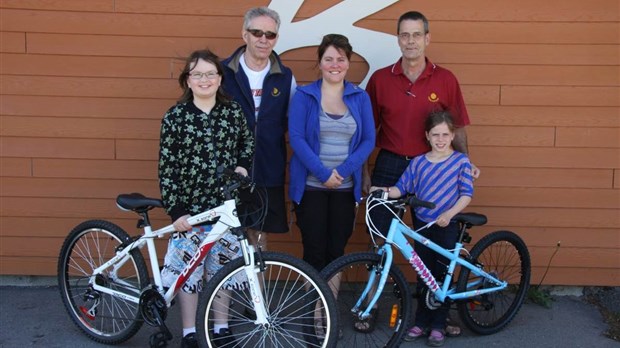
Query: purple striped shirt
[{"left": 395, "top": 151, "right": 473, "bottom": 223}]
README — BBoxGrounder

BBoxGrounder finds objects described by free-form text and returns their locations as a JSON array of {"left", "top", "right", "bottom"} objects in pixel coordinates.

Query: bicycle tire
[
  {"left": 456, "top": 230, "right": 531, "bottom": 335},
  {"left": 320, "top": 252, "right": 412, "bottom": 348},
  {"left": 196, "top": 251, "right": 338, "bottom": 347},
  {"left": 58, "top": 220, "right": 149, "bottom": 344}
]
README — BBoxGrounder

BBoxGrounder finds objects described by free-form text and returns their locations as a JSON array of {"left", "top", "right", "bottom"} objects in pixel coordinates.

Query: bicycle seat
[
  {"left": 116, "top": 193, "right": 163, "bottom": 212},
  {"left": 453, "top": 213, "right": 487, "bottom": 227}
]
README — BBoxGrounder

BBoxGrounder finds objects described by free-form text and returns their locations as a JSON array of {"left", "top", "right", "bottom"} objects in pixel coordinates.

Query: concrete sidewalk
[{"left": 0, "top": 285, "right": 616, "bottom": 347}]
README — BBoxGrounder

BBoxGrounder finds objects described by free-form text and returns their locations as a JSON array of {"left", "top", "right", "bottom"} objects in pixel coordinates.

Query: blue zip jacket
[
  {"left": 288, "top": 79, "right": 376, "bottom": 203},
  {"left": 222, "top": 46, "right": 294, "bottom": 187}
]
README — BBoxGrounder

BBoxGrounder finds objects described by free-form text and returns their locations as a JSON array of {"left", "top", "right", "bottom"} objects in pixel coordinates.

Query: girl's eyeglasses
[{"left": 189, "top": 72, "right": 219, "bottom": 80}]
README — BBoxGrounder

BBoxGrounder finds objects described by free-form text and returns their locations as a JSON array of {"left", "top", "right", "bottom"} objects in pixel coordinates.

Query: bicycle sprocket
[{"left": 139, "top": 287, "right": 168, "bottom": 326}]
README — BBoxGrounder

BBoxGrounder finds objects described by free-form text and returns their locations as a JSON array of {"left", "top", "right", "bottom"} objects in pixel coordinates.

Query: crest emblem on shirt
[
  {"left": 272, "top": 87, "right": 281, "bottom": 97},
  {"left": 428, "top": 92, "right": 439, "bottom": 102}
]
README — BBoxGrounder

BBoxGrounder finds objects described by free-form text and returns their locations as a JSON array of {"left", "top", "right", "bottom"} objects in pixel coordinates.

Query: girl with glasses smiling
[{"left": 158, "top": 49, "right": 254, "bottom": 348}]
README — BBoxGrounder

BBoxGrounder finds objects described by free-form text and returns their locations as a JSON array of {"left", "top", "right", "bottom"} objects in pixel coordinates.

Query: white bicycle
[{"left": 58, "top": 167, "right": 338, "bottom": 347}]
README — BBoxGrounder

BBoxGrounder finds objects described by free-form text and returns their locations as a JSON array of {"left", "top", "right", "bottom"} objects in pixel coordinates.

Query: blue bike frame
[{"left": 354, "top": 218, "right": 508, "bottom": 320}]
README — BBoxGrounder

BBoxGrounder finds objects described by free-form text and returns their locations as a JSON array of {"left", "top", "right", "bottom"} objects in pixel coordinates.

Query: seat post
[
  {"left": 457, "top": 222, "right": 471, "bottom": 244},
  {"left": 138, "top": 211, "right": 152, "bottom": 228}
]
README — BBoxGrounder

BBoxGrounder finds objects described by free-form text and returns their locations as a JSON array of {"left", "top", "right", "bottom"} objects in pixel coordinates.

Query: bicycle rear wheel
[
  {"left": 196, "top": 251, "right": 338, "bottom": 347},
  {"left": 320, "top": 252, "right": 411, "bottom": 348},
  {"left": 58, "top": 220, "right": 149, "bottom": 344},
  {"left": 456, "top": 230, "right": 531, "bottom": 335}
]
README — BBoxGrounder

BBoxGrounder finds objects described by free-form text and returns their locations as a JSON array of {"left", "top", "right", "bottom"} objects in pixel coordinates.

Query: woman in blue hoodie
[{"left": 288, "top": 34, "right": 375, "bottom": 272}]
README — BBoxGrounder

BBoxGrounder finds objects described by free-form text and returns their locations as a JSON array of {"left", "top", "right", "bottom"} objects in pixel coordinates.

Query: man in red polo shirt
[
  {"left": 363, "top": 10, "right": 480, "bottom": 343},
  {"left": 364, "top": 10, "right": 480, "bottom": 213}
]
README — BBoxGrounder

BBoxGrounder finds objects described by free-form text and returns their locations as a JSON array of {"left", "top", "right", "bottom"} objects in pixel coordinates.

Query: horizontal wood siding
[{"left": 1, "top": 0, "right": 618, "bottom": 286}]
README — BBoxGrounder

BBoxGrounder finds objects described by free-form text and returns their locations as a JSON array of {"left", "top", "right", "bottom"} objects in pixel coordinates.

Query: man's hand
[
  {"left": 362, "top": 165, "right": 371, "bottom": 194},
  {"left": 471, "top": 163, "right": 481, "bottom": 180}
]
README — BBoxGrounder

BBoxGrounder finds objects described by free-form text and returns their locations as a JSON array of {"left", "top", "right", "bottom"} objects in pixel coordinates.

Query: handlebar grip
[
  {"left": 407, "top": 196, "right": 435, "bottom": 209},
  {"left": 216, "top": 165, "right": 252, "bottom": 186},
  {"left": 370, "top": 189, "right": 387, "bottom": 199}
]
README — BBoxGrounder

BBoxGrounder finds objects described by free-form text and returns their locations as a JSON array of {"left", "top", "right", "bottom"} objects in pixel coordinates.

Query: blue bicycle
[{"left": 321, "top": 192, "right": 531, "bottom": 347}]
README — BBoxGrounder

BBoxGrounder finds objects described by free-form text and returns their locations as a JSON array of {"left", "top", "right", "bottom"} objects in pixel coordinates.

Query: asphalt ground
[{"left": 0, "top": 285, "right": 617, "bottom": 348}]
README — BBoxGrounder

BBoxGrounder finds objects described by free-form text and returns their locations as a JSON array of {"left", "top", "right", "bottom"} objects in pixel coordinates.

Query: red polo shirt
[{"left": 366, "top": 57, "right": 470, "bottom": 157}]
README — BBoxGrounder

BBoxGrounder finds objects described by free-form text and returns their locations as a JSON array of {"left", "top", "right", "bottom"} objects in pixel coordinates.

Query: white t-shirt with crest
[{"left": 239, "top": 53, "right": 270, "bottom": 119}]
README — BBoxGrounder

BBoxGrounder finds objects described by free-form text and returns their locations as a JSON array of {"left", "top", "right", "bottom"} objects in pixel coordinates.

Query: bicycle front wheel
[
  {"left": 58, "top": 220, "right": 149, "bottom": 344},
  {"left": 196, "top": 251, "right": 338, "bottom": 347},
  {"left": 320, "top": 252, "right": 412, "bottom": 348},
  {"left": 456, "top": 230, "right": 531, "bottom": 335}
]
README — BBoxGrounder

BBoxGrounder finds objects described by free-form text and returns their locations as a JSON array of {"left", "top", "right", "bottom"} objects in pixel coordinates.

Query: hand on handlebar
[
  {"left": 173, "top": 214, "right": 192, "bottom": 232},
  {"left": 217, "top": 165, "right": 252, "bottom": 188},
  {"left": 234, "top": 166, "right": 248, "bottom": 177},
  {"left": 369, "top": 186, "right": 388, "bottom": 199}
]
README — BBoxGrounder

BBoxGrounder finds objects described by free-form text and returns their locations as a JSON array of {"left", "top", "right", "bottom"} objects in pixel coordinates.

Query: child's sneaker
[
  {"left": 427, "top": 329, "right": 446, "bottom": 347},
  {"left": 181, "top": 333, "right": 198, "bottom": 348},
  {"left": 212, "top": 328, "right": 238, "bottom": 347},
  {"left": 403, "top": 326, "right": 427, "bottom": 341}
]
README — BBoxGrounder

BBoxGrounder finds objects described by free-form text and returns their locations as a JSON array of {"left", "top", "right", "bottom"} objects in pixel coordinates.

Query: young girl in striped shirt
[{"left": 371, "top": 110, "right": 474, "bottom": 347}]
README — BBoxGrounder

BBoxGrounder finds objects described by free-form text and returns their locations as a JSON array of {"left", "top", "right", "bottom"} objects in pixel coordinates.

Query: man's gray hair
[{"left": 243, "top": 7, "right": 281, "bottom": 31}]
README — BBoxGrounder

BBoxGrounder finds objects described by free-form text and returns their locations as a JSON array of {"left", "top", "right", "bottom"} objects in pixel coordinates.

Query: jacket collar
[
  {"left": 390, "top": 57, "right": 436, "bottom": 80},
  {"left": 226, "top": 45, "right": 284, "bottom": 75}
]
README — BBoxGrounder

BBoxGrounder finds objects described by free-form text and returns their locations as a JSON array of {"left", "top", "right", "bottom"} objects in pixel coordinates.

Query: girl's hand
[
  {"left": 234, "top": 166, "right": 248, "bottom": 177},
  {"left": 436, "top": 210, "right": 456, "bottom": 227},
  {"left": 173, "top": 214, "right": 192, "bottom": 232}
]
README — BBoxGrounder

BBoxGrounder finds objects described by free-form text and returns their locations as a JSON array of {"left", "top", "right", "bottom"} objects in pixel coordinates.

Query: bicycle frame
[
  {"left": 89, "top": 198, "right": 270, "bottom": 324},
  {"left": 355, "top": 205, "right": 507, "bottom": 320}
]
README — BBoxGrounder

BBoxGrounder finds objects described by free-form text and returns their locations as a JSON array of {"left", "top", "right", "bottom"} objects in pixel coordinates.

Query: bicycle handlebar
[
  {"left": 216, "top": 166, "right": 253, "bottom": 188},
  {"left": 367, "top": 190, "right": 435, "bottom": 210},
  {"left": 406, "top": 195, "right": 436, "bottom": 210}
]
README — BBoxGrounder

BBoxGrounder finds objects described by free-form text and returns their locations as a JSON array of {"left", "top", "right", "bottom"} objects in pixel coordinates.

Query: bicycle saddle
[
  {"left": 453, "top": 213, "right": 487, "bottom": 226},
  {"left": 116, "top": 193, "right": 163, "bottom": 212}
]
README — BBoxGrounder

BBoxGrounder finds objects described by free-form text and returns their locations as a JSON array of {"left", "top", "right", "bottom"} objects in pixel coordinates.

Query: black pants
[
  {"left": 294, "top": 190, "right": 356, "bottom": 271},
  {"left": 412, "top": 220, "right": 459, "bottom": 330}
]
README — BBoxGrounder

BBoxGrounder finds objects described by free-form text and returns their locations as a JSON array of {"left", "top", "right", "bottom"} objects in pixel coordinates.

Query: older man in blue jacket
[{"left": 222, "top": 6, "right": 296, "bottom": 251}]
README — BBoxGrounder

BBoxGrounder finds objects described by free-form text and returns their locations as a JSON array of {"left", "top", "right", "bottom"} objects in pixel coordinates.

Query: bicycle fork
[
  {"left": 353, "top": 247, "right": 394, "bottom": 320},
  {"left": 240, "top": 238, "right": 269, "bottom": 325}
]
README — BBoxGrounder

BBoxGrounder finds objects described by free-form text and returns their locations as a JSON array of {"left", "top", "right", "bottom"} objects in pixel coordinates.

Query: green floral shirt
[{"left": 158, "top": 101, "right": 254, "bottom": 221}]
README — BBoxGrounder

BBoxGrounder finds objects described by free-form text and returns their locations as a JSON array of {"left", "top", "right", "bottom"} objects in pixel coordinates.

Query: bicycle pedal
[{"left": 149, "top": 331, "right": 170, "bottom": 347}]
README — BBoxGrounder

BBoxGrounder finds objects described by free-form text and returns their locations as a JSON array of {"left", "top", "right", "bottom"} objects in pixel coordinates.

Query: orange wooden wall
[{"left": 1, "top": 0, "right": 619, "bottom": 286}]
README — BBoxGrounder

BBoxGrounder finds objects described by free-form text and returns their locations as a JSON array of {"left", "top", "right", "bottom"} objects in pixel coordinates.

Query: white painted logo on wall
[{"left": 269, "top": 0, "right": 401, "bottom": 87}]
